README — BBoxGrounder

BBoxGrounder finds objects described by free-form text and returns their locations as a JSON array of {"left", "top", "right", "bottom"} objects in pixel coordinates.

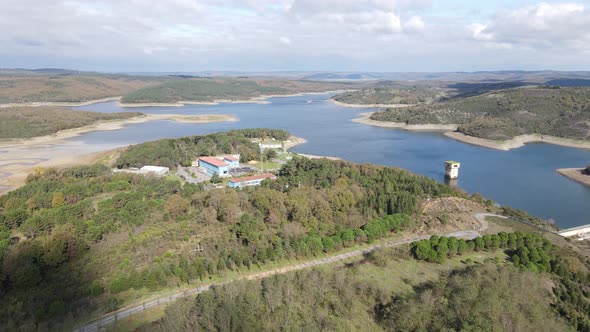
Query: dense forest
[
  {"left": 115, "top": 128, "right": 291, "bottom": 168},
  {"left": 370, "top": 86, "right": 590, "bottom": 141},
  {"left": 0, "top": 107, "right": 142, "bottom": 139},
  {"left": 332, "top": 86, "right": 447, "bottom": 105},
  {"left": 0, "top": 130, "right": 467, "bottom": 330}
]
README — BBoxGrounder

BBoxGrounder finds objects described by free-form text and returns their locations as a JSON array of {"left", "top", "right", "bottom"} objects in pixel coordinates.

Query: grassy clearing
[
  {"left": 105, "top": 306, "right": 166, "bottom": 332},
  {"left": 349, "top": 250, "right": 506, "bottom": 295}
]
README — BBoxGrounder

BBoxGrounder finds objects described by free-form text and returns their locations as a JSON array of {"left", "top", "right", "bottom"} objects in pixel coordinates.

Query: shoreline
[
  {"left": 330, "top": 99, "right": 413, "bottom": 109},
  {"left": 556, "top": 168, "right": 590, "bottom": 187},
  {"left": 352, "top": 112, "right": 458, "bottom": 131},
  {"left": 0, "top": 90, "right": 351, "bottom": 109},
  {"left": 283, "top": 136, "right": 308, "bottom": 150},
  {"left": 0, "top": 96, "right": 123, "bottom": 108},
  {"left": 119, "top": 90, "right": 352, "bottom": 108},
  {"left": 282, "top": 135, "right": 342, "bottom": 160},
  {"left": 445, "top": 132, "right": 590, "bottom": 151},
  {"left": 296, "top": 153, "right": 342, "bottom": 160},
  {"left": 0, "top": 113, "right": 237, "bottom": 148},
  {"left": 354, "top": 111, "right": 590, "bottom": 151}
]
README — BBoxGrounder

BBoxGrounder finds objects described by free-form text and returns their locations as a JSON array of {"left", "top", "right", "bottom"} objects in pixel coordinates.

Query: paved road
[{"left": 73, "top": 216, "right": 489, "bottom": 332}]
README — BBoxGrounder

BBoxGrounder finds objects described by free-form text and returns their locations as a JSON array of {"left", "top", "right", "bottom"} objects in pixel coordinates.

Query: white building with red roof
[
  {"left": 196, "top": 154, "right": 240, "bottom": 177},
  {"left": 198, "top": 156, "right": 230, "bottom": 177}
]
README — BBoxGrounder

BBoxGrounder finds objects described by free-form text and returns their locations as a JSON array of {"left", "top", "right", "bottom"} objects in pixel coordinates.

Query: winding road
[{"left": 73, "top": 213, "right": 498, "bottom": 332}]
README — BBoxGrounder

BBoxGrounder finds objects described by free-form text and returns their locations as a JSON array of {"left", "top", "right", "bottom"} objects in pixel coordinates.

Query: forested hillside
[
  {"left": 154, "top": 239, "right": 587, "bottom": 332},
  {"left": 0, "top": 130, "right": 467, "bottom": 330},
  {"left": 370, "top": 86, "right": 590, "bottom": 141},
  {"left": 0, "top": 74, "right": 162, "bottom": 104},
  {"left": 120, "top": 78, "right": 361, "bottom": 104},
  {"left": 115, "top": 128, "right": 290, "bottom": 168},
  {"left": 332, "top": 86, "right": 447, "bottom": 105},
  {"left": 121, "top": 79, "right": 288, "bottom": 104},
  {"left": 0, "top": 107, "right": 142, "bottom": 139}
]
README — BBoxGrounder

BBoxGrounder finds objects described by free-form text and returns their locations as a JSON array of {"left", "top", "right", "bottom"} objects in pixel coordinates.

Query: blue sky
[{"left": 0, "top": 0, "right": 589, "bottom": 72}]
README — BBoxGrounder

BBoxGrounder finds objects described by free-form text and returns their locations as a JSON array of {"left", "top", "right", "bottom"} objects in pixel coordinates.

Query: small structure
[
  {"left": 228, "top": 173, "right": 277, "bottom": 189},
  {"left": 139, "top": 166, "right": 169, "bottom": 176},
  {"left": 198, "top": 157, "right": 230, "bottom": 177},
  {"left": 444, "top": 161, "right": 460, "bottom": 179},
  {"left": 223, "top": 155, "right": 240, "bottom": 168}
]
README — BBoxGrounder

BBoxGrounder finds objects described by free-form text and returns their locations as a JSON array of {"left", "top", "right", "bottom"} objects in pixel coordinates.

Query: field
[
  {"left": 370, "top": 86, "right": 590, "bottom": 141},
  {"left": 0, "top": 74, "right": 164, "bottom": 104},
  {"left": 0, "top": 107, "right": 142, "bottom": 139}
]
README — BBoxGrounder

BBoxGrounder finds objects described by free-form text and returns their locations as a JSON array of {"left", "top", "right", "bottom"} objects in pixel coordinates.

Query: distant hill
[
  {"left": 333, "top": 87, "right": 448, "bottom": 105},
  {"left": 545, "top": 78, "right": 590, "bottom": 87},
  {"left": 30, "top": 68, "right": 83, "bottom": 75},
  {"left": 303, "top": 72, "right": 378, "bottom": 80},
  {"left": 120, "top": 78, "right": 358, "bottom": 104},
  {"left": 446, "top": 81, "right": 532, "bottom": 99},
  {"left": 0, "top": 74, "right": 165, "bottom": 104},
  {"left": 0, "top": 107, "right": 141, "bottom": 138},
  {"left": 371, "top": 86, "right": 590, "bottom": 141}
]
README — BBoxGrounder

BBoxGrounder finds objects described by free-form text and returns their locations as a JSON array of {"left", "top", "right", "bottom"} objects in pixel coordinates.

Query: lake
[{"left": 72, "top": 93, "right": 590, "bottom": 228}]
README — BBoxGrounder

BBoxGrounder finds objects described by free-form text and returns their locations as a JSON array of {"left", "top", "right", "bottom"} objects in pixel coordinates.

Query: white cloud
[
  {"left": 470, "top": 2, "right": 590, "bottom": 50},
  {"left": 469, "top": 23, "right": 494, "bottom": 41},
  {"left": 404, "top": 16, "right": 425, "bottom": 32},
  {"left": 0, "top": 1, "right": 588, "bottom": 71},
  {"left": 279, "top": 36, "right": 291, "bottom": 45}
]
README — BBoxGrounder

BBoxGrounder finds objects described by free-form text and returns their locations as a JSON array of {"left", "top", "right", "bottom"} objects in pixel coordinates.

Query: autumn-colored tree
[{"left": 51, "top": 192, "right": 66, "bottom": 208}]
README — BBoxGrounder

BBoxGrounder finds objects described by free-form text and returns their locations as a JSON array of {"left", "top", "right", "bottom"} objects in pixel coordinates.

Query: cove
[{"left": 72, "top": 93, "right": 590, "bottom": 228}]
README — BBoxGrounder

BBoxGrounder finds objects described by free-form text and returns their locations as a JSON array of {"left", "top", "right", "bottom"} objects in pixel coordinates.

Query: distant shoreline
[
  {"left": 0, "top": 113, "right": 237, "bottom": 148},
  {"left": 329, "top": 99, "right": 413, "bottom": 109},
  {"left": 556, "top": 168, "right": 590, "bottom": 187},
  {"left": 0, "top": 96, "right": 123, "bottom": 108},
  {"left": 353, "top": 111, "right": 590, "bottom": 151},
  {"left": 445, "top": 132, "right": 590, "bottom": 151},
  {"left": 117, "top": 90, "right": 353, "bottom": 107},
  {"left": 352, "top": 112, "right": 458, "bottom": 131},
  {"left": 0, "top": 113, "right": 237, "bottom": 195},
  {"left": 0, "top": 90, "right": 352, "bottom": 108}
]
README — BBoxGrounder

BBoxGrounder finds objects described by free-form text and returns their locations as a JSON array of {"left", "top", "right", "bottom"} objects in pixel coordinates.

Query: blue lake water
[{"left": 73, "top": 94, "right": 590, "bottom": 228}]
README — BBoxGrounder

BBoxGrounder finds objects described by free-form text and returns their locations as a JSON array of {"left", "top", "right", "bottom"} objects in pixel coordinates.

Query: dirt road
[{"left": 73, "top": 217, "right": 489, "bottom": 332}]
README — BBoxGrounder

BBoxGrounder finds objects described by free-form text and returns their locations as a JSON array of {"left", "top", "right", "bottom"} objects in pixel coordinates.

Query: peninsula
[
  {"left": 359, "top": 86, "right": 590, "bottom": 151},
  {"left": 557, "top": 167, "right": 590, "bottom": 187}
]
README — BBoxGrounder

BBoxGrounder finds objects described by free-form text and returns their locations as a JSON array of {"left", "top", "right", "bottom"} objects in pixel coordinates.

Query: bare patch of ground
[{"left": 418, "top": 197, "right": 487, "bottom": 234}]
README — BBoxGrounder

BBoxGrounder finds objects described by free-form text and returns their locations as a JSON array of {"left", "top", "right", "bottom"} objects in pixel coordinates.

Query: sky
[{"left": 0, "top": 0, "right": 589, "bottom": 72}]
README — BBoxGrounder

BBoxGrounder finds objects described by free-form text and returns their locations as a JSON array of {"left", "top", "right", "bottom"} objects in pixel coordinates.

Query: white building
[
  {"left": 140, "top": 166, "right": 170, "bottom": 176},
  {"left": 228, "top": 173, "right": 277, "bottom": 188},
  {"left": 444, "top": 161, "right": 460, "bottom": 179}
]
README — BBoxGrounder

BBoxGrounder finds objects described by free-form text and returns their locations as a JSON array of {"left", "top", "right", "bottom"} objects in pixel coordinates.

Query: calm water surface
[{"left": 73, "top": 94, "right": 590, "bottom": 228}]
